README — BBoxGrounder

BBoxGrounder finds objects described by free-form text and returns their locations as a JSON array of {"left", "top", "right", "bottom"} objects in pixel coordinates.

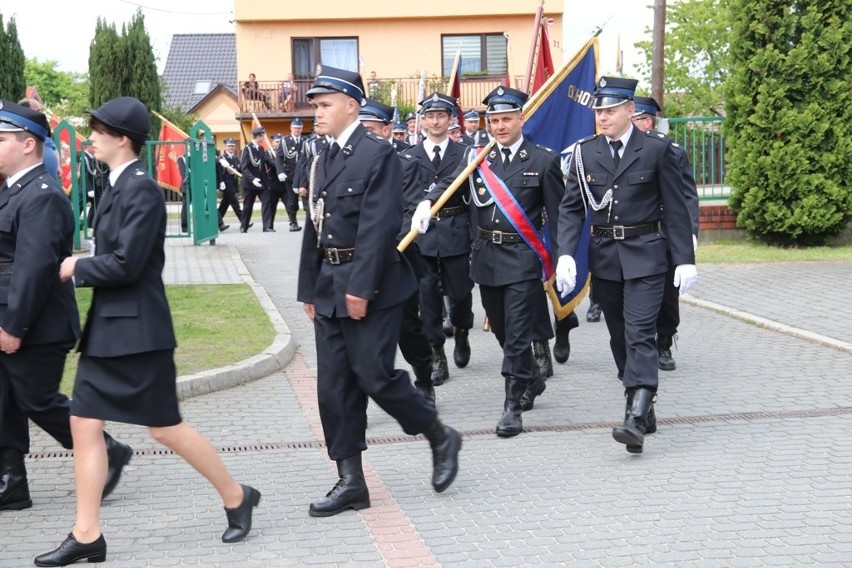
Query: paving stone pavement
[{"left": 3, "top": 215, "right": 851, "bottom": 567}]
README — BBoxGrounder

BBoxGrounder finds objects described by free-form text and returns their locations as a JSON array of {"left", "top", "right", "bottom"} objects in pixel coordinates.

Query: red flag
[
  {"left": 531, "top": 20, "right": 555, "bottom": 92},
  {"left": 48, "top": 114, "right": 85, "bottom": 193},
  {"left": 156, "top": 120, "right": 187, "bottom": 192}
]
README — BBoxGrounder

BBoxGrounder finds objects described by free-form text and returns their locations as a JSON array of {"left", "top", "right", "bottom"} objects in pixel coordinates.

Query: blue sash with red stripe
[{"left": 477, "top": 158, "right": 554, "bottom": 280}]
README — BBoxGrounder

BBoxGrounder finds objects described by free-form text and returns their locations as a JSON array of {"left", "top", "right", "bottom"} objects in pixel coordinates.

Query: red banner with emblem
[
  {"left": 47, "top": 115, "right": 85, "bottom": 194},
  {"left": 156, "top": 121, "right": 187, "bottom": 192}
]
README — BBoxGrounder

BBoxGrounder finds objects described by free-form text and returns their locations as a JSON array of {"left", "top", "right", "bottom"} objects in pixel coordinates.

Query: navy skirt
[{"left": 71, "top": 349, "right": 182, "bottom": 427}]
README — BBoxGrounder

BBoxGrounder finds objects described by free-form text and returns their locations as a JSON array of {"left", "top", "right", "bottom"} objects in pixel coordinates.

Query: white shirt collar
[
  {"left": 108, "top": 159, "right": 139, "bottom": 188},
  {"left": 331, "top": 120, "right": 361, "bottom": 150},
  {"left": 423, "top": 137, "right": 449, "bottom": 158},
  {"left": 496, "top": 136, "right": 524, "bottom": 159},
  {"left": 5, "top": 162, "right": 43, "bottom": 187},
  {"left": 606, "top": 124, "right": 634, "bottom": 155}
]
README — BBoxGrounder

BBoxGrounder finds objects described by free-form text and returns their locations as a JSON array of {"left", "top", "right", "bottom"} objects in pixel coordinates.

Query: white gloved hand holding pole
[
  {"left": 252, "top": 178, "right": 262, "bottom": 188},
  {"left": 555, "top": 255, "right": 577, "bottom": 298},
  {"left": 218, "top": 157, "right": 229, "bottom": 169},
  {"left": 218, "top": 182, "right": 225, "bottom": 190},
  {"left": 410, "top": 200, "right": 433, "bottom": 234},
  {"left": 674, "top": 264, "right": 698, "bottom": 295},
  {"left": 278, "top": 172, "right": 287, "bottom": 182}
]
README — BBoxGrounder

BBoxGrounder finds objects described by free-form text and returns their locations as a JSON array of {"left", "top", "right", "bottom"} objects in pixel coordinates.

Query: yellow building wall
[
  {"left": 234, "top": 0, "right": 562, "bottom": 87},
  {"left": 192, "top": 90, "right": 242, "bottom": 148}
]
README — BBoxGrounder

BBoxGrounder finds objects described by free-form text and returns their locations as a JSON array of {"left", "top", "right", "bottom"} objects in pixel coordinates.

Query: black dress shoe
[
  {"left": 453, "top": 328, "right": 471, "bottom": 368},
  {"left": 103, "top": 435, "right": 132, "bottom": 499},
  {"left": 309, "top": 455, "right": 370, "bottom": 517},
  {"left": 35, "top": 533, "right": 107, "bottom": 567},
  {"left": 586, "top": 302, "right": 602, "bottom": 322},
  {"left": 222, "top": 484, "right": 261, "bottom": 543},
  {"left": 422, "top": 422, "right": 462, "bottom": 492},
  {"left": 263, "top": 228, "right": 276, "bottom": 232},
  {"left": 0, "top": 449, "right": 31, "bottom": 511},
  {"left": 219, "top": 224, "right": 230, "bottom": 232},
  {"left": 289, "top": 222, "right": 302, "bottom": 232}
]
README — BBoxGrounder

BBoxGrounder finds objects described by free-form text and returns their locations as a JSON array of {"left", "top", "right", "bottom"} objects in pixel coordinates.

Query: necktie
[
  {"left": 432, "top": 146, "right": 442, "bottom": 169},
  {"left": 610, "top": 140, "right": 623, "bottom": 168},
  {"left": 502, "top": 147, "right": 512, "bottom": 166},
  {"left": 325, "top": 142, "right": 340, "bottom": 174}
]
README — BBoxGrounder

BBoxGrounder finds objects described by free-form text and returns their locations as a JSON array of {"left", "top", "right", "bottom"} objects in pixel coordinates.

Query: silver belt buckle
[
  {"left": 327, "top": 248, "right": 340, "bottom": 264},
  {"left": 612, "top": 225, "right": 625, "bottom": 240},
  {"left": 491, "top": 230, "right": 503, "bottom": 244}
]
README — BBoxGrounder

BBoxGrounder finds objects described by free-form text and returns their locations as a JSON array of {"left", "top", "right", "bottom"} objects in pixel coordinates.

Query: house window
[
  {"left": 193, "top": 81, "right": 212, "bottom": 95},
  {"left": 441, "top": 34, "right": 508, "bottom": 77},
  {"left": 293, "top": 37, "right": 359, "bottom": 80}
]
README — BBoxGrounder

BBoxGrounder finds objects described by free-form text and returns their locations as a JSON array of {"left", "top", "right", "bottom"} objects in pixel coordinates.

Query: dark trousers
[
  {"left": 218, "top": 190, "right": 243, "bottom": 223},
  {"left": 314, "top": 306, "right": 437, "bottom": 461},
  {"left": 532, "top": 284, "right": 555, "bottom": 341},
  {"left": 479, "top": 279, "right": 540, "bottom": 382},
  {"left": 593, "top": 273, "right": 665, "bottom": 391},
  {"left": 283, "top": 181, "right": 300, "bottom": 224},
  {"left": 0, "top": 341, "right": 76, "bottom": 453},
  {"left": 656, "top": 253, "right": 680, "bottom": 336},
  {"left": 240, "top": 187, "right": 263, "bottom": 230},
  {"left": 419, "top": 254, "right": 474, "bottom": 346},
  {"left": 262, "top": 190, "right": 284, "bottom": 230},
  {"left": 398, "top": 248, "right": 431, "bottom": 370}
]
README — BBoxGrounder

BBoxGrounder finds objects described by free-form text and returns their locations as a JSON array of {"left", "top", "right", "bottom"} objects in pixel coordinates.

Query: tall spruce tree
[
  {"left": 88, "top": 18, "right": 122, "bottom": 108},
  {"left": 0, "top": 15, "right": 26, "bottom": 101},
  {"left": 725, "top": 0, "right": 852, "bottom": 245},
  {"left": 122, "top": 10, "right": 161, "bottom": 114}
]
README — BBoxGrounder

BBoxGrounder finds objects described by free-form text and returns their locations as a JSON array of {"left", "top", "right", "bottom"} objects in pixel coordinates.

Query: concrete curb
[
  {"left": 175, "top": 245, "right": 296, "bottom": 399},
  {"left": 681, "top": 294, "right": 852, "bottom": 355}
]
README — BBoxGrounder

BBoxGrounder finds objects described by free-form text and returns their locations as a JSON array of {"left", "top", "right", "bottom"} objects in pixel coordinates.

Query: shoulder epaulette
[
  {"left": 645, "top": 129, "right": 670, "bottom": 142},
  {"left": 534, "top": 143, "right": 555, "bottom": 154},
  {"left": 576, "top": 134, "right": 599, "bottom": 145}
]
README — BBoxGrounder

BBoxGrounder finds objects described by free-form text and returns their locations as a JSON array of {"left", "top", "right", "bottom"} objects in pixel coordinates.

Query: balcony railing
[{"left": 237, "top": 75, "right": 526, "bottom": 117}]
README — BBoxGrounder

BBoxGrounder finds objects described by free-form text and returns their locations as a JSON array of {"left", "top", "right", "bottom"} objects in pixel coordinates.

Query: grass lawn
[
  {"left": 697, "top": 241, "right": 852, "bottom": 263},
  {"left": 60, "top": 284, "right": 274, "bottom": 396}
]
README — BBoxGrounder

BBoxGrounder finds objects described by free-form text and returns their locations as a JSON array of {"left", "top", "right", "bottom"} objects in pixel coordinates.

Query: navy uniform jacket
[
  {"left": 220, "top": 151, "right": 240, "bottom": 193},
  {"left": 74, "top": 161, "right": 177, "bottom": 357},
  {"left": 275, "top": 135, "right": 303, "bottom": 179},
  {"left": 404, "top": 139, "right": 468, "bottom": 257},
  {"left": 177, "top": 155, "right": 190, "bottom": 193},
  {"left": 391, "top": 138, "right": 410, "bottom": 153},
  {"left": 397, "top": 151, "right": 422, "bottom": 242},
  {"left": 297, "top": 124, "right": 417, "bottom": 318},
  {"left": 672, "top": 141, "right": 700, "bottom": 237},
  {"left": 0, "top": 165, "right": 81, "bottom": 345},
  {"left": 293, "top": 134, "right": 328, "bottom": 191},
  {"left": 239, "top": 143, "right": 273, "bottom": 191},
  {"left": 429, "top": 139, "right": 563, "bottom": 287},
  {"left": 558, "top": 129, "right": 695, "bottom": 282}
]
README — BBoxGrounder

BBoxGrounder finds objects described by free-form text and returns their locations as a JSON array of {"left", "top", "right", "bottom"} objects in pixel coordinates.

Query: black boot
[
  {"left": 495, "top": 377, "right": 525, "bottom": 437},
  {"left": 657, "top": 334, "right": 676, "bottom": 371},
  {"left": 453, "top": 328, "right": 471, "bottom": 368},
  {"left": 442, "top": 296, "right": 454, "bottom": 336},
  {"left": 309, "top": 454, "right": 370, "bottom": 517},
  {"left": 586, "top": 302, "right": 602, "bottom": 322},
  {"left": 0, "top": 449, "right": 31, "bottom": 511},
  {"left": 34, "top": 533, "right": 107, "bottom": 567},
  {"left": 422, "top": 421, "right": 462, "bottom": 492},
  {"left": 612, "top": 388, "right": 655, "bottom": 453},
  {"left": 553, "top": 312, "right": 579, "bottom": 364},
  {"left": 520, "top": 373, "right": 547, "bottom": 412},
  {"left": 532, "top": 340, "right": 553, "bottom": 378},
  {"left": 431, "top": 345, "right": 449, "bottom": 386},
  {"left": 413, "top": 364, "right": 436, "bottom": 404},
  {"left": 222, "top": 484, "right": 261, "bottom": 542},
  {"left": 103, "top": 434, "right": 133, "bottom": 499}
]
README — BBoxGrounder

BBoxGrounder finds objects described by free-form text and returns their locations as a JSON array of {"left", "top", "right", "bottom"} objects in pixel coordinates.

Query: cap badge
[
  {"left": 432, "top": 93, "right": 440, "bottom": 102},
  {"left": 599, "top": 77, "right": 607, "bottom": 88},
  {"left": 497, "top": 87, "right": 504, "bottom": 95}
]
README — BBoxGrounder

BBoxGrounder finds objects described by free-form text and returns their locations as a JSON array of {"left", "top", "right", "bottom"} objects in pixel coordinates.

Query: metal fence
[{"left": 667, "top": 116, "right": 728, "bottom": 201}]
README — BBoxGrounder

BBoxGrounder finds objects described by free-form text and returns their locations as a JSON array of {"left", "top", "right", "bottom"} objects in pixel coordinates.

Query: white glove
[
  {"left": 410, "top": 200, "right": 432, "bottom": 234},
  {"left": 278, "top": 172, "right": 287, "bottom": 182},
  {"left": 252, "top": 178, "right": 262, "bottom": 188},
  {"left": 693, "top": 234, "right": 698, "bottom": 254},
  {"left": 218, "top": 157, "right": 229, "bottom": 168},
  {"left": 674, "top": 264, "right": 698, "bottom": 295},
  {"left": 218, "top": 182, "right": 226, "bottom": 190},
  {"left": 555, "top": 255, "right": 577, "bottom": 298}
]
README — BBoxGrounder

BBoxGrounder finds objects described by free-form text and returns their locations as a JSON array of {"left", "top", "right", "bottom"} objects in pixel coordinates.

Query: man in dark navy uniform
[
  {"left": 274, "top": 118, "right": 305, "bottom": 232},
  {"left": 297, "top": 66, "right": 461, "bottom": 517},
  {"left": 631, "top": 96, "right": 700, "bottom": 372},
  {"left": 261, "top": 133, "right": 287, "bottom": 232},
  {"left": 391, "top": 121, "right": 410, "bottom": 152},
  {"left": 403, "top": 93, "right": 473, "bottom": 386},
  {"left": 0, "top": 101, "right": 131, "bottom": 511},
  {"left": 239, "top": 127, "right": 272, "bottom": 232},
  {"left": 358, "top": 98, "right": 435, "bottom": 402},
  {"left": 556, "top": 77, "right": 698, "bottom": 453},
  {"left": 412, "top": 86, "right": 563, "bottom": 438},
  {"left": 217, "top": 138, "right": 243, "bottom": 229},
  {"left": 460, "top": 109, "right": 480, "bottom": 146}
]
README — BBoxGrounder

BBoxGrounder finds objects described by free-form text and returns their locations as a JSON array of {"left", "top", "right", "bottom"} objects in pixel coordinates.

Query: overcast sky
[{"left": 2, "top": 0, "right": 654, "bottom": 84}]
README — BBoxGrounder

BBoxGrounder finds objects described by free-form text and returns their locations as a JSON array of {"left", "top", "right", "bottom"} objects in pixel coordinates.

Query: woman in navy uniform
[
  {"left": 555, "top": 77, "right": 697, "bottom": 454},
  {"left": 37, "top": 97, "right": 259, "bottom": 567},
  {"left": 411, "top": 86, "right": 564, "bottom": 438},
  {"left": 297, "top": 66, "right": 461, "bottom": 517}
]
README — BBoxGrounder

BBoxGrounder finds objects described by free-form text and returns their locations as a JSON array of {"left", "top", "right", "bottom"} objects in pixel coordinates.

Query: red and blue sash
[{"left": 477, "top": 157, "right": 554, "bottom": 280}]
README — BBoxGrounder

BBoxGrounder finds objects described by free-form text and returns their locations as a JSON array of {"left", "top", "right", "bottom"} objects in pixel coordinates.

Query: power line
[{"left": 118, "top": 0, "right": 232, "bottom": 17}]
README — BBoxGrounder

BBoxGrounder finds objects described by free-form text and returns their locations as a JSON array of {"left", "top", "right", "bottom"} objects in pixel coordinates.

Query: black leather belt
[
  {"left": 0, "top": 263, "right": 13, "bottom": 275},
  {"left": 478, "top": 228, "right": 523, "bottom": 244},
  {"left": 433, "top": 205, "right": 465, "bottom": 218},
  {"left": 321, "top": 247, "right": 355, "bottom": 264},
  {"left": 592, "top": 221, "right": 661, "bottom": 240}
]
